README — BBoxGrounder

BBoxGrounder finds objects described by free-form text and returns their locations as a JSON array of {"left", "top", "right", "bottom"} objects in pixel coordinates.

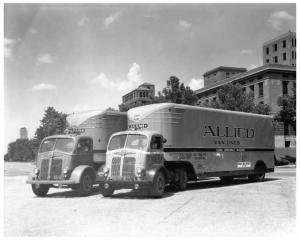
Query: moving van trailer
[
  {"left": 99, "top": 103, "right": 274, "bottom": 197},
  {"left": 26, "top": 109, "right": 127, "bottom": 197}
]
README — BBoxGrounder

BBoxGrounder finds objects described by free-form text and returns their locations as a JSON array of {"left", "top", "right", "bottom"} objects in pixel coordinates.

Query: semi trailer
[
  {"left": 99, "top": 103, "right": 275, "bottom": 197},
  {"left": 26, "top": 109, "right": 127, "bottom": 197}
]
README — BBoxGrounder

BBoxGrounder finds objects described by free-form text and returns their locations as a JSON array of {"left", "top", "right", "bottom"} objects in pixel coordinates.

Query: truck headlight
[
  {"left": 63, "top": 169, "right": 69, "bottom": 179},
  {"left": 103, "top": 167, "right": 109, "bottom": 177},
  {"left": 34, "top": 168, "right": 40, "bottom": 176},
  {"left": 136, "top": 168, "right": 145, "bottom": 178}
]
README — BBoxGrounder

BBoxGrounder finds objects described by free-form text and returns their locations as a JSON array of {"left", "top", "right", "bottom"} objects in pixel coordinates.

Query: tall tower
[{"left": 20, "top": 127, "right": 28, "bottom": 139}]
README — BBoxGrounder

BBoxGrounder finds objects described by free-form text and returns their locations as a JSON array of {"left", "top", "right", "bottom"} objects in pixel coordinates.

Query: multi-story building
[
  {"left": 204, "top": 66, "right": 247, "bottom": 87},
  {"left": 121, "top": 82, "right": 155, "bottom": 109},
  {"left": 263, "top": 31, "right": 296, "bottom": 66}
]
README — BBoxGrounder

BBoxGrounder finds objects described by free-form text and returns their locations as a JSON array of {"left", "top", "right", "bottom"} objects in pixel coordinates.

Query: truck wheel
[
  {"left": 151, "top": 171, "right": 165, "bottom": 198},
  {"left": 177, "top": 169, "right": 187, "bottom": 191},
  {"left": 248, "top": 168, "right": 265, "bottom": 182},
  {"left": 219, "top": 176, "right": 234, "bottom": 182},
  {"left": 101, "top": 187, "right": 114, "bottom": 197},
  {"left": 77, "top": 172, "right": 93, "bottom": 196},
  {"left": 31, "top": 184, "right": 50, "bottom": 197}
]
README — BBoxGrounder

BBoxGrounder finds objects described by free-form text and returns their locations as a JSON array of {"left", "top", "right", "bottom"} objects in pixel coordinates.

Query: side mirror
[{"left": 163, "top": 138, "right": 167, "bottom": 143}]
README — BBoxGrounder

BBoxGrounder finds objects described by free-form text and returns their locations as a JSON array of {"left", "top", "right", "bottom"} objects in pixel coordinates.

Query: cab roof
[{"left": 110, "top": 130, "right": 161, "bottom": 139}]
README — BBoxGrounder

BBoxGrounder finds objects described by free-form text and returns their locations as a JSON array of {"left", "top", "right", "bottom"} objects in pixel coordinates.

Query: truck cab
[
  {"left": 27, "top": 133, "right": 99, "bottom": 197},
  {"left": 100, "top": 131, "right": 168, "bottom": 197}
]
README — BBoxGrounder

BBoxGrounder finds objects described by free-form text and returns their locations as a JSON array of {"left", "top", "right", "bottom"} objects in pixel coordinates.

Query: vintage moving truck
[
  {"left": 26, "top": 109, "right": 127, "bottom": 197},
  {"left": 99, "top": 103, "right": 274, "bottom": 197}
]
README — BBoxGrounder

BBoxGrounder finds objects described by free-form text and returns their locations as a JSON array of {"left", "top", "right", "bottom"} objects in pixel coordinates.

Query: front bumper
[
  {"left": 26, "top": 176, "right": 76, "bottom": 185},
  {"left": 99, "top": 179, "right": 153, "bottom": 190}
]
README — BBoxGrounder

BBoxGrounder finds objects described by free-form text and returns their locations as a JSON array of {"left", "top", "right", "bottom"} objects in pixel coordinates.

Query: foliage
[
  {"left": 5, "top": 139, "right": 35, "bottom": 162},
  {"left": 34, "top": 107, "right": 67, "bottom": 146},
  {"left": 275, "top": 86, "right": 296, "bottom": 131},
  {"left": 203, "top": 83, "right": 271, "bottom": 115},
  {"left": 159, "top": 76, "right": 198, "bottom": 105}
]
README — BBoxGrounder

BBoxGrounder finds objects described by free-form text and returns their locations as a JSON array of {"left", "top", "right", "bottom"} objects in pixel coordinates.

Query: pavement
[{"left": 3, "top": 162, "right": 297, "bottom": 238}]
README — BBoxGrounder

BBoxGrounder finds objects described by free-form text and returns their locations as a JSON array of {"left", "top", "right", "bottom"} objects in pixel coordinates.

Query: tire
[
  {"left": 77, "top": 171, "right": 94, "bottom": 196},
  {"left": 101, "top": 187, "right": 114, "bottom": 197},
  {"left": 248, "top": 168, "right": 265, "bottom": 182},
  {"left": 219, "top": 176, "right": 234, "bottom": 182},
  {"left": 31, "top": 184, "right": 50, "bottom": 197},
  {"left": 150, "top": 171, "right": 165, "bottom": 198},
  {"left": 177, "top": 169, "right": 187, "bottom": 191}
]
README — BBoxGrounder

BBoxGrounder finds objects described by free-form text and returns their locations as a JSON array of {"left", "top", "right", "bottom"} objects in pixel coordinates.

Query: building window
[
  {"left": 273, "top": 56, "right": 278, "bottom": 63},
  {"left": 266, "top": 59, "right": 269, "bottom": 63},
  {"left": 273, "top": 44, "right": 277, "bottom": 52},
  {"left": 282, "top": 81, "right": 288, "bottom": 95},
  {"left": 249, "top": 85, "right": 254, "bottom": 92},
  {"left": 140, "top": 92, "right": 142, "bottom": 98},
  {"left": 292, "top": 51, "right": 294, "bottom": 59},
  {"left": 283, "top": 52, "right": 286, "bottom": 61},
  {"left": 226, "top": 72, "right": 230, "bottom": 78},
  {"left": 258, "top": 82, "right": 264, "bottom": 97},
  {"left": 266, "top": 47, "right": 269, "bottom": 55},
  {"left": 283, "top": 40, "right": 286, "bottom": 48}
]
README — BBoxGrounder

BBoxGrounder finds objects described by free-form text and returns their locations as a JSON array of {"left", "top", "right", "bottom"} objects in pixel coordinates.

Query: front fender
[
  {"left": 69, "top": 165, "right": 95, "bottom": 184},
  {"left": 145, "top": 166, "right": 169, "bottom": 183}
]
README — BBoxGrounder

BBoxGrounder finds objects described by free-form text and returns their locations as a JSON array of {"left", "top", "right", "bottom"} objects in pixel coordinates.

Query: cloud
[
  {"left": 78, "top": 17, "right": 89, "bottom": 27},
  {"left": 249, "top": 64, "right": 258, "bottom": 70},
  {"left": 29, "top": 28, "right": 37, "bottom": 34},
  {"left": 72, "top": 104, "right": 94, "bottom": 113},
  {"left": 90, "top": 63, "right": 143, "bottom": 92},
  {"left": 267, "top": 11, "right": 295, "bottom": 30},
  {"left": 178, "top": 20, "right": 192, "bottom": 30},
  {"left": 31, "top": 83, "right": 57, "bottom": 91},
  {"left": 189, "top": 78, "right": 204, "bottom": 91},
  {"left": 104, "top": 12, "right": 120, "bottom": 28},
  {"left": 37, "top": 53, "right": 54, "bottom": 64},
  {"left": 240, "top": 49, "right": 253, "bottom": 55},
  {"left": 4, "top": 37, "right": 16, "bottom": 58}
]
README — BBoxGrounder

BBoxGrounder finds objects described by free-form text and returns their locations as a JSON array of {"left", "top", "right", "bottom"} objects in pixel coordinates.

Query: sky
[{"left": 3, "top": 3, "right": 296, "bottom": 148}]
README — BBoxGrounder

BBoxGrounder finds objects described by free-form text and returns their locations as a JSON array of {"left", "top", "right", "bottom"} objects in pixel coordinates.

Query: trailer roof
[
  {"left": 128, "top": 103, "right": 273, "bottom": 121},
  {"left": 67, "top": 109, "right": 126, "bottom": 126}
]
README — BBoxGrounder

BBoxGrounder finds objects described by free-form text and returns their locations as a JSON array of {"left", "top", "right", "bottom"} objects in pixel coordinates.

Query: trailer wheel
[
  {"left": 177, "top": 169, "right": 188, "bottom": 190},
  {"left": 151, "top": 171, "right": 165, "bottom": 198},
  {"left": 31, "top": 184, "right": 50, "bottom": 197},
  {"left": 76, "top": 171, "right": 93, "bottom": 196},
  {"left": 219, "top": 176, "right": 234, "bottom": 182}
]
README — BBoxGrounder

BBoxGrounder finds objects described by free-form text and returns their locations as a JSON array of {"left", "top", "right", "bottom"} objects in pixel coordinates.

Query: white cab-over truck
[
  {"left": 26, "top": 109, "right": 127, "bottom": 196},
  {"left": 99, "top": 103, "right": 275, "bottom": 197}
]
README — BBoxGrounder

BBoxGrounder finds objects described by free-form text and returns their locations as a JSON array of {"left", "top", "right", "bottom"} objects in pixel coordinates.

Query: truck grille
[
  {"left": 122, "top": 157, "right": 136, "bottom": 179},
  {"left": 50, "top": 159, "right": 63, "bottom": 180},
  {"left": 40, "top": 158, "right": 49, "bottom": 180},
  {"left": 111, "top": 157, "right": 121, "bottom": 177},
  {"left": 39, "top": 158, "right": 62, "bottom": 180}
]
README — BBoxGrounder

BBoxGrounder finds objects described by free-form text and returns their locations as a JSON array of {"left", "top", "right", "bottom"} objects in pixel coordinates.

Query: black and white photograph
[{"left": 3, "top": 1, "right": 297, "bottom": 238}]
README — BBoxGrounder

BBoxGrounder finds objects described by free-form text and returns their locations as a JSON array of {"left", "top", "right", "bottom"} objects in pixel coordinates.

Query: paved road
[{"left": 4, "top": 163, "right": 296, "bottom": 237}]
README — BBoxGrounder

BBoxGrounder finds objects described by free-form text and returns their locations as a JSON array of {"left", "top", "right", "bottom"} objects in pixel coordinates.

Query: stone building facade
[
  {"left": 121, "top": 82, "right": 155, "bottom": 109},
  {"left": 263, "top": 31, "right": 296, "bottom": 66}
]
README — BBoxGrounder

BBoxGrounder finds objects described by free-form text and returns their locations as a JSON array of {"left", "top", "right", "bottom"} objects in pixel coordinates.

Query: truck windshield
[
  {"left": 39, "top": 138, "right": 75, "bottom": 154},
  {"left": 108, "top": 134, "right": 148, "bottom": 151}
]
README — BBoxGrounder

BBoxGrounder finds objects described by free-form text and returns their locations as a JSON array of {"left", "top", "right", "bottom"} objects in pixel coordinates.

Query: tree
[
  {"left": 275, "top": 86, "right": 296, "bottom": 132},
  {"left": 204, "top": 83, "right": 271, "bottom": 115},
  {"left": 34, "top": 107, "right": 67, "bottom": 145},
  {"left": 159, "top": 76, "right": 198, "bottom": 105},
  {"left": 5, "top": 139, "right": 35, "bottom": 162}
]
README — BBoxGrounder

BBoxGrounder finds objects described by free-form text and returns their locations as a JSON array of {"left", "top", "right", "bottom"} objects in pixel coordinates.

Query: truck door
[
  {"left": 150, "top": 135, "right": 164, "bottom": 165},
  {"left": 74, "top": 138, "right": 93, "bottom": 167}
]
